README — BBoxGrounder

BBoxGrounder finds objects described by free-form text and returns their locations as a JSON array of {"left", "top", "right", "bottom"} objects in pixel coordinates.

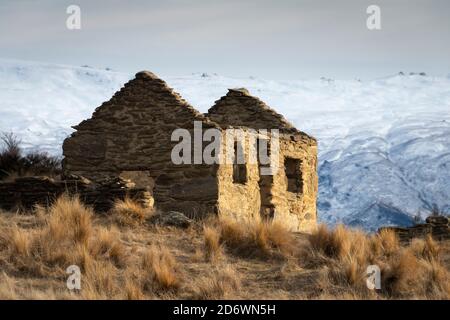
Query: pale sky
[{"left": 0, "top": 0, "right": 449, "bottom": 80}]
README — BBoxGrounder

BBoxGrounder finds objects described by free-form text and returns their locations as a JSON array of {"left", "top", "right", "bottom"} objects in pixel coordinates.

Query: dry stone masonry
[
  {"left": 63, "top": 71, "right": 318, "bottom": 231},
  {"left": 1, "top": 71, "right": 319, "bottom": 232},
  {"left": 63, "top": 71, "right": 220, "bottom": 217},
  {"left": 0, "top": 175, "right": 152, "bottom": 212},
  {"left": 379, "top": 215, "right": 450, "bottom": 241},
  {"left": 207, "top": 88, "right": 318, "bottom": 231}
]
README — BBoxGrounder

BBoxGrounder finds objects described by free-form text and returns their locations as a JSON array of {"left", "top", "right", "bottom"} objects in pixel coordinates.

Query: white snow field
[{"left": 1, "top": 58, "right": 449, "bottom": 230}]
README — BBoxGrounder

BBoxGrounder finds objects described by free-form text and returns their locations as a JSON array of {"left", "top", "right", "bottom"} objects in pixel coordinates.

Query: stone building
[{"left": 63, "top": 71, "right": 318, "bottom": 231}]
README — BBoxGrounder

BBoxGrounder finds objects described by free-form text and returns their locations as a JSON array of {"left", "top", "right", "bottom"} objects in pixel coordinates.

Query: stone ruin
[
  {"left": 380, "top": 215, "right": 450, "bottom": 242},
  {"left": 0, "top": 175, "right": 152, "bottom": 213},
  {"left": 1, "top": 71, "right": 318, "bottom": 232}
]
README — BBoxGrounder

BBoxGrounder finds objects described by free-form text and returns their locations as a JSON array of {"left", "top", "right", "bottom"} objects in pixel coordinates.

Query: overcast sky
[{"left": 0, "top": 0, "right": 449, "bottom": 80}]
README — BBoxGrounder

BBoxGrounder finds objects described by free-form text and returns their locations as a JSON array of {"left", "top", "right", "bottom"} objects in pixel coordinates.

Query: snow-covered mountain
[{"left": 1, "top": 58, "right": 449, "bottom": 231}]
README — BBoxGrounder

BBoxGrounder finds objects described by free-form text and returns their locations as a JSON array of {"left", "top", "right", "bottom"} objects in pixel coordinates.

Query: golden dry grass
[
  {"left": 209, "top": 215, "right": 297, "bottom": 259},
  {"left": 0, "top": 196, "right": 449, "bottom": 300},
  {"left": 303, "top": 224, "right": 450, "bottom": 299},
  {"left": 110, "top": 198, "right": 152, "bottom": 227},
  {"left": 190, "top": 264, "right": 241, "bottom": 300},
  {"left": 141, "top": 245, "right": 180, "bottom": 291},
  {"left": 203, "top": 225, "right": 223, "bottom": 262}
]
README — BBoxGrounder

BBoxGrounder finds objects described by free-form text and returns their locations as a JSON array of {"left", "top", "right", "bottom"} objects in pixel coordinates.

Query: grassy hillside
[{"left": 0, "top": 196, "right": 448, "bottom": 300}]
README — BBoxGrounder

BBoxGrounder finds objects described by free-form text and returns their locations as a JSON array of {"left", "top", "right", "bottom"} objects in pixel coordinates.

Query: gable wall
[
  {"left": 208, "top": 89, "right": 318, "bottom": 232},
  {"left": 63, "top": 72, "right": 219, "bottom": 217},
  {"left": 207, "top": 89, "right": 297, "bottom": 131}
]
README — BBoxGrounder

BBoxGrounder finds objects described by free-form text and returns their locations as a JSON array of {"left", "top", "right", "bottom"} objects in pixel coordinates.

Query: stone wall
[
  {"left": 379, "top": 216, "right": 450, "bottom": 242},
  {"left": 0, "top": 176, "right": 152, "bottom": 212},
  {"left": 216, "top": 130, "right": 262, "bottom": 221},
  {"left": 271, "top": 134, "right": 318, "bottom": 232},
  {"left": 62, "top": 74, "right": 318, "bottom": 228},
  {"left": 215, "top": 131, "right": 317, "bottom": 232},
  {"left": 209, "top": 89, "right": 318, "bottom": 232},
  {"left": 63, "top": 71, "right": 220, "bottom": 217},
  {"left": 208, "top": 88, "right": 307, "bottom": 135}
]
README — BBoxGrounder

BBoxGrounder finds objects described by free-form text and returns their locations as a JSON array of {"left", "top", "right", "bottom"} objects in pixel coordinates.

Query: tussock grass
[
  {"left": 8, "top": 224, "right": 31, "bottom": 257},
  {"left": 190, "top": 264, "right": 241, "bottom": 300},
  {"left": 0, "top": 197, "right": 448, "bottom": 300},
  {"left": 410, "top": 235, "right": 440, "bottom": 261},
  {"left": 141, "top": 245, "right": 180, "bottom": 291},
  {"left": 46, "top": 196, "right": 93, "bottom": 245},
  {"left": 111, "top": 198, "right": 152, "bottom": 227},
  {"left": 89, "top": 226, "right": 127, "bottom": 267},
  {"left": 203, "top": 225, "right": 223, "bottom": 262},
  {"left": 304, "top": 223, "right": 450, "bottom": 299},
  {"left": 0, "top": 196, "right": 134, "bottom": 298},
  {"left": 210, "top": 215, "right": 297, "bottom": 259},
  {"left": 374, "top": 228, "right": 400, "bottom": 256}
]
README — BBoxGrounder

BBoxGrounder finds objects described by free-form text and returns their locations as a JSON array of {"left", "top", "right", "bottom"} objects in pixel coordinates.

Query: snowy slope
[
  {"left": 0, "top": 59, "right": 130, "bottom": 153},
  {"left": 1, "top": 58, "right": 449, "bottom": 231}
]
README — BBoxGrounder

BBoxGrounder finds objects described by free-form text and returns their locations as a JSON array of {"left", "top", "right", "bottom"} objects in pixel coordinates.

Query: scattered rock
[
  {"left": 425, "top": 215, "right": 449, "bottom": 225},
  {"left": 149, "top": 211, "right": 192, "bottom": 228},
  {"left": 0, "top": 175, "right": 152, "bottom": 213}
]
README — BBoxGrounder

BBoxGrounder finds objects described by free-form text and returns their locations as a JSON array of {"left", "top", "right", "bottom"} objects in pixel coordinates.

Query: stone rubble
[
  {"left": 379, "top": 215, "right": 450, "bottom": 241},
  {"left": 0, "top": 175, "right": 152, "bottom": 212}
]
